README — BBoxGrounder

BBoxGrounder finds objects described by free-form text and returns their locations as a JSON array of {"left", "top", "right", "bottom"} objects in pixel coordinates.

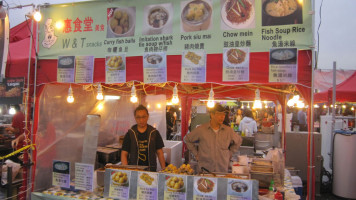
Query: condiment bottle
[{"left": 274, "top": 191, "right": 283, "bottom": 200}]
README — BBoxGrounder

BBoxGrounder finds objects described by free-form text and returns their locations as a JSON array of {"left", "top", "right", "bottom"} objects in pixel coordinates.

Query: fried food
[
  {"left": 112, "top": 171, "right": 128, "bottom": 185},
  {"left": 186, "top": 3, "right": 205, "bottom": 21},
  {"left": 185, "top": 51, "right": 201, "bottom": 65},
  {"left": 140, "top": 173, "right": 154, "bottom": 185},
  {"left": 107, "top": 56, "right": 123, "bottom": 70}
]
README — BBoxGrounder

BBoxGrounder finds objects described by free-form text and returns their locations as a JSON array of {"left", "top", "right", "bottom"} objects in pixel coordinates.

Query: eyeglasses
[{"left": 135, "top": 115, "right": 148, "bottom": 119}]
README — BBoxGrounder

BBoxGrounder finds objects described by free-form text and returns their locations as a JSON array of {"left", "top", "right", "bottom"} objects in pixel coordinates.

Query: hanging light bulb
[
  {"left": 352, "top": 106, "right": 355, "bottom": 111},
  {"left": 171, "top": 84, "right": 179, "bottom": 104},
  {"left": 96, "top": 83, "right": 104, "bottom": 100},
  {"left": 253, "top": 89, "right": 262, "bottom": 109},
  {"left": 342, "top": 105, "right": 346, "bottom": 109},
  {"left": 9, "top": 107, "right": 16, "bottom": 115},
  {"left": 314, "top": 104, "right": 319, "bottom": 108},
  {"left": 67, "top": 85, "right": 74, "bottom": 103},
  {"left": 207, "top": 87, "right": 215, "bottom": 108},
  {"left": 241, "top": 104, "right": 244, "bottom": 109},
  {"left": 292, "top": 95, "right": 300, "bottom": 102},
  {"left": 130, "top": 84, "right": 138, "bottom": 103},
  {"left": 323, "top": 104, "right": 327, "bottom": 108},
  {"left": 247, "top": 103, "right": 250, "bottom": 108},
  {"left": 33, "top": 10, "right": 42, "bottom": 22},
  {"left": 296, "top": 100, "right": 305, "bottom": 108}
]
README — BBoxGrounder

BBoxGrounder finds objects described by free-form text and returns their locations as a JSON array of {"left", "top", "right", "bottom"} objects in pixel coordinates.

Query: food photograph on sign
[
  {"left": 106, "top": 55, "right": 126, "bottom": 71},
  {"left": 182, "top": 50, "right": 206, "bottom": 68},
  {"left": 220, "top": 0, "right": 256, "bottom": 30},
  {"left": 194, "top": 177, "right": 217, "bottom": 195},
  {"left": 262, "top": 0, "right": 303, "bottom": 26},
  {"left": 58, "top": 56, "right": 75, "bottom": 69},
  {"left": 138, "top": 172, "right": 157, "bottom": 187},
  {"left": 227, "top": 179, "right": 251, "bottom": 196},
  {"left": 223, "top": 47, "right": 249, "bottom": 67},
  {"left": 180, "top": 0, "right": 213, "bottom": 32},
  {"left": 111, "top": 171, "right": 129, "bottom": 187},
  {"left": 143, "top": 3, "right": 173, "bottom": 35},
  {"left": 106, "top": 7, "right": 136, "bottom": 38},
  {"left": 269, "top": 48, "right": 297, "bottom": 65},
  {"left": 165, "top": 175, "right": 186, "bottom": 193}
]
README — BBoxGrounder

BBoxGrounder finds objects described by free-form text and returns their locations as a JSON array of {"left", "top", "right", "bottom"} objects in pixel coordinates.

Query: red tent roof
[
  {"left": 314, "top": 71, "right": 356, "bottom": 103},
  {"left": 6, "top": 19, "right": 37, "bottom": 78}
]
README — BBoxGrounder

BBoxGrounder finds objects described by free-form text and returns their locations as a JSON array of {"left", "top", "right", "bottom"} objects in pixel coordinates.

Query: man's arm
[
  {"left": 183, "top": 128, "right": 200, "bottom": 160},
  {"left": 121, "top": 150, "right": 129, "bottom": 165},
  {"left": 156, "top": 149, "right": 166, "bottom": 169},
  {"left": 229, "top": 130, "right": 242, "bottom": 154},
  {"left": 11, "top": 133, "right": 25, "bottom": 148}
]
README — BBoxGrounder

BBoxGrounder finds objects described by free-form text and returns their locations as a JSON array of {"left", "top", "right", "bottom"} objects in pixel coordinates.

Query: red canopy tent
[{"left": 314, "top": 71, "right": 356, "bottom": 103}]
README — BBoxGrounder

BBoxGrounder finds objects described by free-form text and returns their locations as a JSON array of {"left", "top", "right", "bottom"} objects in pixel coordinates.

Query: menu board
[
  {"left": 137, "top": 172, "right": 159, "bottom": 200},
  {"left": 143, "top": 52, "right": 167, "bottom": 83},
  {"left": 226, "top": 178, "right": 253, "bottom": 200},
  {"left": 269, "top": 48, "right": 298, "bottom": 83},
  {"left": 57, "top": 56, "right": 75, "bottom": 83},
  {"left": 52, "top": 160, "right": 70, "bottom": 189},
  {"left": 222, "top": 48, "right": 250, "bottom": 82},
  {"left": 181, "top": 50, "right": 206, "bottom": 83},
  {"left": 75, "top": 55, "right": 95, "bottom": 83},
  {"left": 75, "top": 163, "right": 94, "bottom": 191},
  {"left": 38, "top": 0, "right": 312, "bottom": 59},
  {"left": 105, "top": 54, "right": 126, "bottom": 83},
  {"left": 193, "top": 177, "right": 218, "bottom": 200},
  {"left": 108, "top": 170, "right": 131, "bottom": 199},
  {"left": 164, "top": 174, "right": 187, "bottom": 200}
]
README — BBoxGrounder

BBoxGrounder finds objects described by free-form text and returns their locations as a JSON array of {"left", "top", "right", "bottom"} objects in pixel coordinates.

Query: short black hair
[
  {"left": 210, "top": 104, "right": 227, "bottom": 114},
  {"left": 134, "top": 104, "right": 149, "bottom": 116},
  {"left": 243, "top": 109, "right": 253, "bottom": 118}
]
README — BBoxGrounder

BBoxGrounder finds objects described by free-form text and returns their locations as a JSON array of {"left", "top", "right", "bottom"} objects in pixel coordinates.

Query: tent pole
[{"left": 330, "top": 62, "right": 336, "bottom": 169}]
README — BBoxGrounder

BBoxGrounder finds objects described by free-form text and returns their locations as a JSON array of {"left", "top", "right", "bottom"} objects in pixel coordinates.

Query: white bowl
[{"left": 108, "top": 7, "right": 135, "bottom": 37}]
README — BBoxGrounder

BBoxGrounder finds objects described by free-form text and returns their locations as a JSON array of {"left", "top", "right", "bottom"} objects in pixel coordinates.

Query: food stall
[{"left": 4, "top": 0, "right": 315, "bottom": 199}]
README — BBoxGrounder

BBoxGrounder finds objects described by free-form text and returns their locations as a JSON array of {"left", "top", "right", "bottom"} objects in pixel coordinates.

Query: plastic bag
[{"left": 1, "top": 160, "right": 21, "bottom": 185}]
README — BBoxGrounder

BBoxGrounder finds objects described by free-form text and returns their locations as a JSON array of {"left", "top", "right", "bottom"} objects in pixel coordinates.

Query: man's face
[
  {"left": 211, "top": 111, "right": 226, "bottom": 125},
  {"left": 135, "top": 110, "right": 149, "bottom": 128}
]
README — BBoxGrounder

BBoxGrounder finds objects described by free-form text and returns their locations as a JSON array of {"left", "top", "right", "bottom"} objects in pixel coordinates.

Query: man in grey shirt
[{"left": 184, "top": 104, "right": 242, "bottom": 173}]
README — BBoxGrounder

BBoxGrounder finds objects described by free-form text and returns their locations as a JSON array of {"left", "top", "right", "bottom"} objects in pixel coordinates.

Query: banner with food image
[
  {"left": 105, "top": 54, "right": 126, "bottom": 84},
  {"left": 193, "top": 177, "right": 218, "bottom": 200},
  {"left": 223, "top": 47, "right": 250, "bottom": 82},
  {"left": 75, "top": 55, "right": 95, "bottom": 83},
  {"left": 38, "top": 0, "right": 312, "bottom": 59},
  {"left": 143, "top": 52, "right": 167, "bottom": 83},
  {"left": 0, "top": 77, "right": 24, "bottom": 105},
  {"left": 269, "top": 48, "right": 298, "bottom": 83},
  {"left": 109, "top": 170, "right": 131, "bottom": 199},
  {"left": 164, "top": 174, "right": 187, "bottom": 200},
  {"left": 181, "top": 50, "right": 207, "bottom": 83},
  {"left": 57, "top": 56, "right": 75, "bottom": 83},
  {"left": 137, "top": 172, "right": 158, "bottom": 200},
  {"left": 227, "top": 179, "right": 253, "bottom": 200}
]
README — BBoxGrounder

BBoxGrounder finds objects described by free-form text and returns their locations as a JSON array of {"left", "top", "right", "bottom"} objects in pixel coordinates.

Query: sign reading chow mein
[{"left": 38, "top": 0, "right": 312, "bottom": 59}]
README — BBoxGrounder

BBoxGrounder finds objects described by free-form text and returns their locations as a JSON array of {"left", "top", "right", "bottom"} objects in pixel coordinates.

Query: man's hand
[{"left": 11, "top": 138, "right": 19, "bottom": 149}]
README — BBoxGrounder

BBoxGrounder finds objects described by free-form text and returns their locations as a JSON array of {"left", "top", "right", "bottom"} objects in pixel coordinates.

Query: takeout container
[{"left": 181, "top": 0, "right": 212, "bottom": 32}]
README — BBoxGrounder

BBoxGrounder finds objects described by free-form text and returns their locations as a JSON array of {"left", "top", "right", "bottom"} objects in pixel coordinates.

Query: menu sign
[
  {"left": 0, "top": 77, "right": 24, "bottom": 105},
  {"left": 181, "top": 50, "right": 206, "bottom": 83},
  {"left": 38, "top": 0, "right": 312, "bottom": 59},
  {"left": 269, "top": 48, "right": 298, "bottom": 83},
  {"left": 57, "top": 56, "right": 75, "bottom": 83},
  {"left": 105, "top": 54, "right": 126, "bottom": 83},
  {"left": 137, "top": 172, "right": 158, "bottom": 200},
  {"left": 52, "top": 160, "right": 70, "bottom": 188},
  {"left": 143, "top": 52, "right": 167, "bottom": 83},
  {"left": 193, "top": 177, "right": 218, "bottom": 200},
  {"left": 226, "top": 179, "right": 253, "bottom": 200},
  {"left": 109, "top": 170, "right": 131, "bottom": 199},
  {"left": 75, "top": 55, "right": 94, "bottom": 83},
  {"left": 222, "top": 48, "right": 250, "bottom": 82},
  {"left": 75, "top": 163, "right": 94, "bottom": 191},
  {"left": 164, "top": 174, "right": 187, "bottom": 200}
]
